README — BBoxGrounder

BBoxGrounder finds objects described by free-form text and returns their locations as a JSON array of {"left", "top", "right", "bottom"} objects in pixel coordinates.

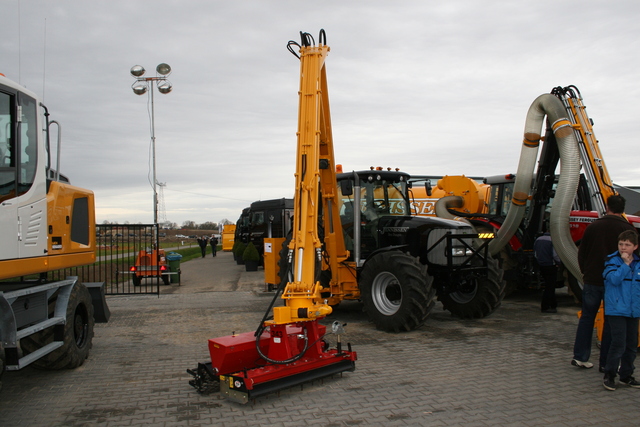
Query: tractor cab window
[
  {"left": 360, "top": 178, "right": 409, "bottom": 219},
  {"left": 338, "top": 186, "right": 356, "bottom": 249},
  {"left": 251, "top": 211, "right": 265, "bottom": 226},
  {"left": 488, "top": 182, "right": 514, "bottom": 217},
  {"left": 358, "top": 176, "right": 409, "bottom": 258}
]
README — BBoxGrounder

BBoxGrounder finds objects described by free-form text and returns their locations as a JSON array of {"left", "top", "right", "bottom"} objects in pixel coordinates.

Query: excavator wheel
[
  {"left": 359, "top": 251, "right": 435, "bottom": 332},
  {"left": 438, "top": 255, "right": 504, "bottom": 319},
  {"left": 21, "top": 283, "right": 95, "bottom": 370}
]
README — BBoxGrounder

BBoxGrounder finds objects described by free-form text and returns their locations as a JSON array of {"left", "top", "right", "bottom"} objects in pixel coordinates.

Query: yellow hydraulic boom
[
  {"left": 273, "top": 34, "right": 334, "bottom": 324},
  {"left": 189, "top": 30, "right": 356, "bottom": 404},
  {"left": 552, "top": 85, "right": 618, "bottom": 215}
]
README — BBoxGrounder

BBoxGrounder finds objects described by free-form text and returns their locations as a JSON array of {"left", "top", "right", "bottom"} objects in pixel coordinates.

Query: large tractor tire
[
  {"left": 21, "top": 283, "right": 95, "bottom": 370},
  {"left": 438, "top": 255, "right": 504, "bottom": 319},
  {"left": 359, "top": 251, "right": 436, "bottom": 332}
]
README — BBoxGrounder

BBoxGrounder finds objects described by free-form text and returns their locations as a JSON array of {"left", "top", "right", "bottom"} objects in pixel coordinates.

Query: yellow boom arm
[
  {"left": 554, "top": 85, "right": 617, "bottom": 215},
  {"left": 272, "top": 32, "right": 337, "bottom": 324}
]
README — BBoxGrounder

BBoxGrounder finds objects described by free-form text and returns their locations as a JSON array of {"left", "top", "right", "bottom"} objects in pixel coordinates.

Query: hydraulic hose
[
  {"left": 253, "top": 255, "right": 311, "bottom": 365},
  {"left": 255, "top": 326, "right": 309, "bottom": 365},
  {"left": 252, "top": 242, "right": 322, "bottom": 365}
]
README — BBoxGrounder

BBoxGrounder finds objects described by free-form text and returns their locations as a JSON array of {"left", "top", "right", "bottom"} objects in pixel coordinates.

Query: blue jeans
[
  {"left": 604, "top": 315, "right": 638, "bottom": 379},
  {"left": 573, "top": 283, "right": 610, "bottom": 366}
]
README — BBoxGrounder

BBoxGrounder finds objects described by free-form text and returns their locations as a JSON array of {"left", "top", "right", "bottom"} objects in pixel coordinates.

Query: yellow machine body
[
  {"left": 263, "top": 237, "right": 285, "bottom": 289},
  {"left": 221, "top": 224, "right": 236, "bottom": 251},
  {"left": 0, "top": 75, "right": 95, "bottom": 281},
  {"left": 410, "top": 175, "right": 490, "bottom": 217}
]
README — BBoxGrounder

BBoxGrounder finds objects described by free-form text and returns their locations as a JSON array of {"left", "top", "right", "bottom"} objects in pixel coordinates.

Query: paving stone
[{"left": 2, "top": 251, "right": 639, "bottom": 426}]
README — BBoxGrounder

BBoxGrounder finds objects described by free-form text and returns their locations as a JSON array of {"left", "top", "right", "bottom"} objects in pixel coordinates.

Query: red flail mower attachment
[{"left": 188, "top": 320, "right": 356, "bottom": 404}]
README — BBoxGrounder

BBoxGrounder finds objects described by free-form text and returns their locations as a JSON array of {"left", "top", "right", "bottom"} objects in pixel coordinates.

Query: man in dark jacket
[
  {"left": 197, "top": 236, "right": 208, "bottom": 258},
  {"left": 210, "top": 236, "right": 218, "bottom": 257},
  {"left": 572, "top": 195, "right": 637, "bottom": 370}
]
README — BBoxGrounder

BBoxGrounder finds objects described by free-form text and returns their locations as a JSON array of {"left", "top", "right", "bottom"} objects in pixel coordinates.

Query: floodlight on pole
[{"left": 130, "top": 64, "right": 173, "bottom": 241}]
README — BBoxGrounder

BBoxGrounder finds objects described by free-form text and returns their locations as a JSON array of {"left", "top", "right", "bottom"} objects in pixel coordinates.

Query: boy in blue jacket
[{"left": 602, "top": 229, "right": 640, "bottom": 390}]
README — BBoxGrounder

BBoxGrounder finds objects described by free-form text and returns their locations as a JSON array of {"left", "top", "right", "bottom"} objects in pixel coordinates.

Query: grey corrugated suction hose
[{"left": 488, "top": 94, "right": 582, "bottom": 282}]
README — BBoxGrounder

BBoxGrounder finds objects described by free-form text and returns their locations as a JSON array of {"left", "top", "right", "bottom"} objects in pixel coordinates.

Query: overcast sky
[{"left": 2, "top": 1, "right": 639, "bottom": 227}]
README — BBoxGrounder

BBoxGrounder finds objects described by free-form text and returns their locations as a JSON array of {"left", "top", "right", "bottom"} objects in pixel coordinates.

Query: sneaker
[
  {"left": 603, "top": 375, "right": 616, "bottom": 391},
  {"left": 571, "top": 359, "right": 594, "bottom": 369},
  {"left": 619, "top": 377, "right": 640, "bottom": 388}
]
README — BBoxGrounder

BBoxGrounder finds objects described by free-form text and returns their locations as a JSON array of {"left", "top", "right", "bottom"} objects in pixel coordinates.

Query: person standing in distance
[
  {"left": 534, "top": 224, "right": 562, "bottom": 313},
  {"left": 197, "top": 236, "right": 208, "bottom": 258},
  {"left": 210, "top": 236, "right": 218, "bottom": 257},
  {"left": 572, "top": 195, "right": 637, "bottom": 370}
]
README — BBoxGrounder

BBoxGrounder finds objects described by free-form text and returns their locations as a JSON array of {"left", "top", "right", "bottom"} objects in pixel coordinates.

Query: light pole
[{"left": 130, "top": 63, "right": 172, "bottom": 239}]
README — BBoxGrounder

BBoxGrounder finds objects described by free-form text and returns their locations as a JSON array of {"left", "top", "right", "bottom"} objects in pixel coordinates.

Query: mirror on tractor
[{"left": 340, "top": 179, "right": 353, "bottom": 196}]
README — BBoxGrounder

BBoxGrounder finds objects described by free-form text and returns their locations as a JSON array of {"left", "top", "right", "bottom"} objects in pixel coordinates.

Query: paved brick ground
[{"left": 1, "top": 251, "right": 638, "bottom": 426}]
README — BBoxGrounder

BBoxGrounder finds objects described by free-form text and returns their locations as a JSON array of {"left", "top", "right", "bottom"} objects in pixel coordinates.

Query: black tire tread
[
  {"left": 360, "top": 251, "right": 436, "bottom": 332},
  {"left": 20, "top": 283, "right": 95, "bottom": 370},
  {"left": 439, "top": 256, "right": 504, "bottom": 319}
]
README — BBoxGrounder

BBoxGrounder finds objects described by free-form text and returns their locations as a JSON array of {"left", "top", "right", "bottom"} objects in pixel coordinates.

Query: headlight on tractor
[{"left": 451, "top": 247, "right": 473, "bottom": 257}]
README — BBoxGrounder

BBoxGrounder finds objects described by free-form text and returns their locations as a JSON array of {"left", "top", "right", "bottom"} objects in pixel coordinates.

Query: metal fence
[{"left": 49, "top": 224, "right": 163, "bottom": 295}]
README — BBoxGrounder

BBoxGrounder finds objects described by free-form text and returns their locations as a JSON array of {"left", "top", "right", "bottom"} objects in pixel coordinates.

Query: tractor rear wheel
[
  {"left": 21, "top": 283, "right": 95, "bottom": 369},
  {"left": 439, "top": 255, "right": 504, "bottom": 319},
  {"left": 359, "top": 251, "right": 435, "bottom": 332}
]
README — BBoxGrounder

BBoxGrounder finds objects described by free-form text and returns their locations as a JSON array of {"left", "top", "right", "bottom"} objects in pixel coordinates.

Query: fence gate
[{"left": 49, "top": 224, "right": 164, "bottom": 295}]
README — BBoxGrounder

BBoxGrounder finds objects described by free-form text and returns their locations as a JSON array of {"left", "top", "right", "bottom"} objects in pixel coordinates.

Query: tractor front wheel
[
  {"left": 360, "top": 251, "right": 435, "bottom": 332},
  {"left": 438, "top": 255, "right": 504, "bottom": 319}
]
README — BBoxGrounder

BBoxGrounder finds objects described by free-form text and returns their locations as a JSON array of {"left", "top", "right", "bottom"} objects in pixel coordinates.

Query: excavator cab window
[
  {"left": 0, "top": 90, "right": 14, "bottom": 202},
  {"left": 0, "top": 90, "right": 38, "bottom": 203},
  {"left": 18, "top": 93, "right": 38, "bottom": 197}
]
